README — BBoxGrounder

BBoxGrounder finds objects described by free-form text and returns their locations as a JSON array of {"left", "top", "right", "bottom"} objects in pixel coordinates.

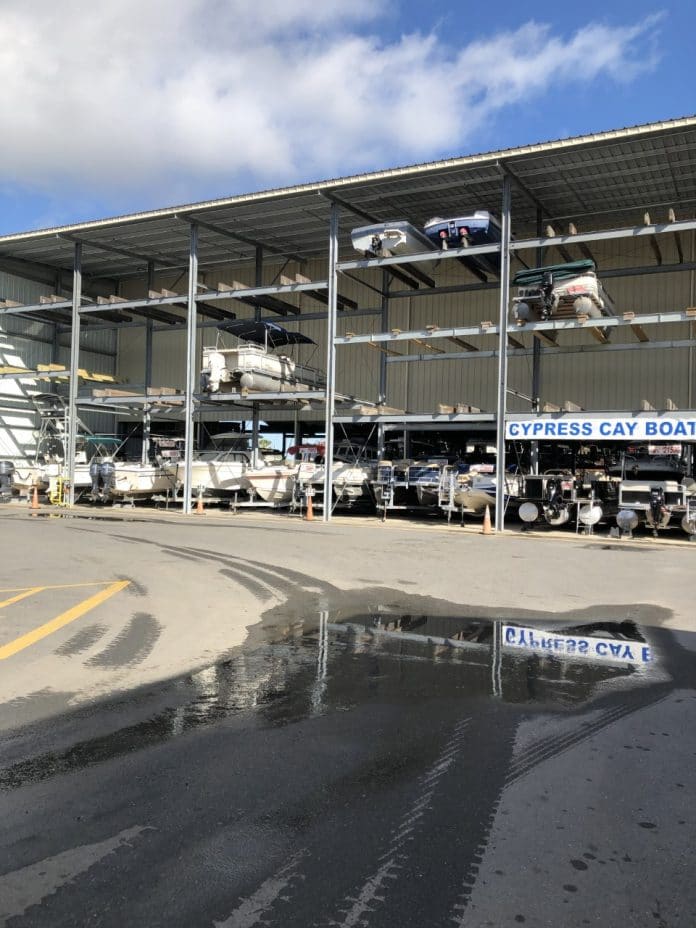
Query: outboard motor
[
  {"left": 647, "top": 486, "right": 668, "bottom": 534},
  {"left": 0, "top": 461, "right": 15, "bottom": 502},
  {"left": 202, "top": 350, "right": 227, "bottom": 393},
  {"left": 543, "top": 477, "right": 570, "bottom": 526},
  {"left": 100, "top": 461, "right": 116, "bottom": 497},
  {"left": 89, "top": 459, "right": 102, "bottom": 498},
  {"left": 540, "top": 271, "right": 557, "bottom": 319}
]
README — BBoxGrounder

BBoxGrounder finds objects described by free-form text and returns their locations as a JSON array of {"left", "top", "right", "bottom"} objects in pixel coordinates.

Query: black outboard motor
[
  {"left": 100, "top": 461, "right": 116, "bottom": 497},
  {"left": 540, "top": 271, "right": 556, "bottom": 319},
  {"left": 648, "top": 486, "right": 666, "bottom": 535},
  {"left": 89, "top": 459, "right": 102, "bottom": 498},
  {"left": 543, "top": 476, "right": 570, "bottom": 526},
  {"left": 0, "top": 461, "right": 14, "bottom": 502}
]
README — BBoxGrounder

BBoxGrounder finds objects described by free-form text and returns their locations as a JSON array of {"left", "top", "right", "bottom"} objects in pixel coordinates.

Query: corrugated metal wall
[
  {"left": 0, "top": 271, "right": 117, "bottom": 457},
  {"left": 115, "top": 233, "right": 696, "bottom": 435}
]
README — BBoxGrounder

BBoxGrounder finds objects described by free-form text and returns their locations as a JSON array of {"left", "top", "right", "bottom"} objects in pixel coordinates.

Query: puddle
[{"left": 0, "top": 610, "right": 684, "bottom": 792}]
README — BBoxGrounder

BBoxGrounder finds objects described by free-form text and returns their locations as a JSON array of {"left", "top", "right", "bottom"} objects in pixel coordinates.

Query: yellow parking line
[
  {"left": 0, "top": 580, "right": 130, "bottom": 660},
  {"left": 0, "top": 581, "right": 117, "bottom": 594},
  {"left": 0, "top": 587, "right": 45, "bottom": 609}
]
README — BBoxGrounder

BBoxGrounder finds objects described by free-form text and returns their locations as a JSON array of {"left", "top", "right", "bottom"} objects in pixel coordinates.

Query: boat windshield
[{"left": 196, "top": 450, "right": 250, "bottom": 463}]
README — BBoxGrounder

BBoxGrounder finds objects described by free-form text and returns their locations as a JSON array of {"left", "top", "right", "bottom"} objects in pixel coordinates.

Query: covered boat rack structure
[{"left": 2, "top": 116, "right": 696, "bottom": 522}]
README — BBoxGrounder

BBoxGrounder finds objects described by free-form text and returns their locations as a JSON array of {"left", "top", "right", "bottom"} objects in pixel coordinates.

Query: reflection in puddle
[{"left": 0, "top": 612, "right": 668, "bottom": 790}]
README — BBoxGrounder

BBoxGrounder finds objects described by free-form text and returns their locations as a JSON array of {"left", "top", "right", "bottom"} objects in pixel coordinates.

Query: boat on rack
[
  {"left": 201, "top": 320, "right": 324, "bottom": 395},
  {"left": 452, "top": 465, "right": 522, "bottom": 515},
  {"left": 423, "top": 210, "right": 502, "bottom": 276},
  {"left": 244, "top": 442, "right": 378, "bottom": 507},
  {"left": 165, "top": 448, "right": 251, "bottom": 498},
  {"left": 295, "top": 441, "right": 379, "bottom": 507},
  {"left": 511, "top": 260, "right": 615, "bottom": 323},
  {"left": 106, "top": 461, "right": 177, "bottom": 501},
  {"left": 11, "top": 423, "right": 114, "bottom": 500},
  {"left": 611, "top": 450, "right": 696, "bottom": 536},
  {"left": 351, "top": 221, "right": 437, "bottom": 257},
  {"left": 243, "top": 460, "right": 298, "bottom": 504}
]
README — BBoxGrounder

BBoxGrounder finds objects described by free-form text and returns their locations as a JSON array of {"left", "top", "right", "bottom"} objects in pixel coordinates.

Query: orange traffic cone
[
  {"left": 482, "top": 505, "right": 493, "bottom": 535},
  {"left": 30, "top": 485, "right": 40, "bottom": 510},
  {"left": 305, "top": 490, "right": 314, "bottom": 522},
  {"left": 195, "top": 488, "right": 204, "bottom": 514}
]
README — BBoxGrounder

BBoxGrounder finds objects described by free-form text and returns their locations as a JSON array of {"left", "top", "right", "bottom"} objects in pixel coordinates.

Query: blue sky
[{"left": 0, "top": 0, "right": 693, "bottom": 235}]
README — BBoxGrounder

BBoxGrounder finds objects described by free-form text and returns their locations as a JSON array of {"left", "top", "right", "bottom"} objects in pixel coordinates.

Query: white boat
[
  {"left": 201, "top": 320, "right": 323, "bottom": 395},
  {"left": 108, "top": 462, "right": 177, "bottom": 500},
  {"left": 296, "top": 441, "right": 378, "bottom": 505},
  {"left": 423, "top": 210, "right": 502, "bottom": 276},
  {"left": 452, "top": 466, "right": 523, "bottom": 514},
  {"left": 614, "top": 454, "right": 695, "bottom": 535},
  {"left": 243, "top": 462, "right": 297, "bottom": 503},
  {"left": 511, "top": 260, "right": 615, "bottom": 323},
  {"left": 165, "top": 448, "right": 252, "bottom": 498},
  {"left": 351, "top": 220, "right": 437, "bottom": 257},
  {"left": 244, "top": 442, "right": 377, "bottom": 506},
  {"left": 12, "top": 453, "right": 93, "bottom": 497}
]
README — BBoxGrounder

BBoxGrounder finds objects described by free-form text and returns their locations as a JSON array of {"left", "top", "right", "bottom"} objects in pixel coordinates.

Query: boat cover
[
  {"left": 217, "top": 320, "right": 315, "bottom": 347},
  {"left": 513, "top": 259, "right": 596, "bottom": 287}
]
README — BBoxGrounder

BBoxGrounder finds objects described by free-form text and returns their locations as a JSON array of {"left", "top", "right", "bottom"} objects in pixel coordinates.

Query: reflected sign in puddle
[{"left": 0, "top": 610, "right": 669, "bottom": 790}]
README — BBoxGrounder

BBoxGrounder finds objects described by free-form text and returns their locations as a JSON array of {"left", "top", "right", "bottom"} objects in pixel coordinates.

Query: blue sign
[{"left": 503, "top": 625, "right": 652, "bottom": 665}]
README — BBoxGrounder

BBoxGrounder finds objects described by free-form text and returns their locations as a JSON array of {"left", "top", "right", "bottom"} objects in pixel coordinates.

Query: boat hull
[
  {"left": 108, "top": 464, "right": 175, "bottom": 499},
  {"left": 351, "top": 221, "right": 436, "bottom": 257},
  {"left": 244, "top": 467, "right": 296, "bottom": 503},
  {"left": 423, "top": 211, "right": 502, "bottom": 275},
  {"left": 165, "top": 459, "right": 248, "bottom": 497}
]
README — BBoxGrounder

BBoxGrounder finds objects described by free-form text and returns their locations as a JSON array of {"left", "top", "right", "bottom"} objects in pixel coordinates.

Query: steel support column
[
  {"left": 252, "top": 245, "right": 263, "bottom": 466},
  {"left": 67, "top": 242, "right": 82, "bottom": 507},
  {"left": 530, "top": 208, "right": 544, "bottom": 475},
  {"left": 182, "top": 223, "right": 198, "bottom": 514},
  {"left": 377, "top": 270, "right": 390, "bottom": 459},
  {"left": 322, "top": 203, "right": 339, "bottom": 522},
  {"left": 143, "top": 262, "right": 155, "bottom": 466},
  {"left": 495, "top": 175, "right": 512, "bottom": 532}
]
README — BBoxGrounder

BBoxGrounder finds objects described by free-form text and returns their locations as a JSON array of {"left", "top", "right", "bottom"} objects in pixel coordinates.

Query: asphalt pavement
[{"left": 0, "top": 508, "right": 694, "bottom": 926}]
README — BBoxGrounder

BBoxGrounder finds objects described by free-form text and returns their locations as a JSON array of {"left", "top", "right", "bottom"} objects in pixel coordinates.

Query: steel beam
[
  {"left": 509, "top": 218, "right": 696, "bottom": 253},
  {"left": 177, "top": 214, "right": 306, "bottom": 264},
  {"left": 386, "top": 338, "right": 696, "bottom": 364},
  {"left": 323, "top": 203, "right": 339, "bottom": 522},
  {"left": 182, "top": 223, "right": 198, "bottom": 514},
  {"left": 337, "top": 308, "right": 696, "bottom": 347},
  {"left": 58, "top": 232, "right": 180, "bottom": 269},
  {"left": 495, "top": 174, "right": 512, "bottom": 532},
  {"left": 336, "top": 323, "right": 499, "bottom": 345},
  {"left": 333, "top": 413, "right": 496, "bottom": 426},
  {"left": 196, "top": 280, "right": 327, "bottom": 302},
  {"left": 67, "top": 242, "right": 82, "bottom": 507}
]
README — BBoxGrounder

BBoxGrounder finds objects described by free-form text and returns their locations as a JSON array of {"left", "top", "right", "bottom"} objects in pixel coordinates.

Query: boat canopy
[
  {"left": 217, "top": 319, "right": 315, "bottom": 347},
  {"left": 512, "top": 259, "right": 596, "bottom": 287}
]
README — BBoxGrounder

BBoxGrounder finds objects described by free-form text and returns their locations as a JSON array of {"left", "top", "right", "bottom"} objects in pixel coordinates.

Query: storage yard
[
  {"left": 1, "top": 117, "right": 696, "bottom": 542},
  {"left": 2, "top": 117, "right": 696, "bottom": 927}
]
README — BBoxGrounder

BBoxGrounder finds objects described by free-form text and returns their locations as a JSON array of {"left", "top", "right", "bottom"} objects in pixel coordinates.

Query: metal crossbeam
[{"left": 509, "top": 217, "right": 696, "bottom": 253}]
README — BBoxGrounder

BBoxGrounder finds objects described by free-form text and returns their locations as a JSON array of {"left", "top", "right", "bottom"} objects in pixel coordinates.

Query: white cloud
[{"left": 0, "top": 3, "right": 662, "bottom": 204}]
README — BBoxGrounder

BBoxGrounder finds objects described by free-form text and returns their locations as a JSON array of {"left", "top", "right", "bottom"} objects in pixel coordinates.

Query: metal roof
[{"left": 1, "top": 115, "right": 696, "bottom": 284}]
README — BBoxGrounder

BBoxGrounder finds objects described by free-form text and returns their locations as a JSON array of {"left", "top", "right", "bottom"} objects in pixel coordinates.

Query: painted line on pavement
[
  {"left": 0, "top": 581, "right": 117, "bottom": 594},
  {"left": 0, "top": 587, "right": 45, "bottom": 609},
  {"left": 0, "top": 580, "right": 130, "bottom": 660}
]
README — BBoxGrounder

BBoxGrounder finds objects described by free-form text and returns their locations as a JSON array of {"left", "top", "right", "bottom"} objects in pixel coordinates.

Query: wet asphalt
[{"left": 0, "top": 511, "right": 695, "bottom": 926}]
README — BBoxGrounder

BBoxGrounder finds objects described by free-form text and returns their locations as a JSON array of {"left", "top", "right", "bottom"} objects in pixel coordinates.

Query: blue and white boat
[{"left": 423, "top": 210, "right": 502, "bottom": 276}]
